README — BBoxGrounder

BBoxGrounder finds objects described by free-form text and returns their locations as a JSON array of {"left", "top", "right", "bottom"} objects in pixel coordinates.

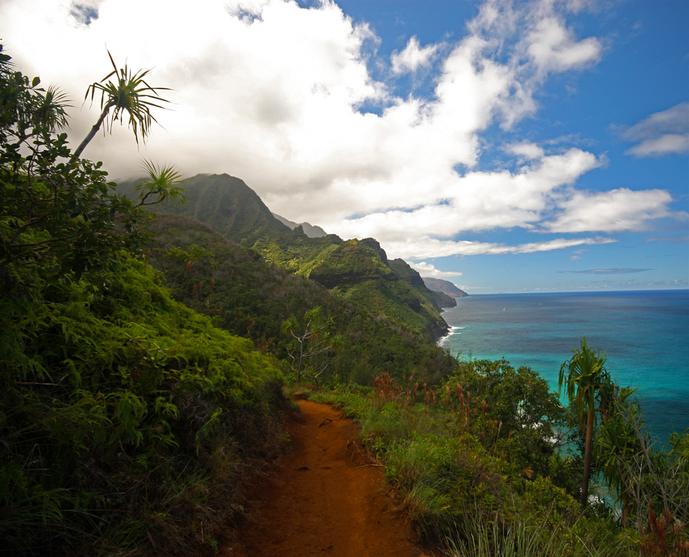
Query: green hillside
[
  {"left": 124, "top": 173, "right": 449, "bottom": 339},
  {"left": 146, "top": 214, "right": 456, "bottom": 385},
  {"left": 0, "top": 52, "right": 286, "bottom": 556},
  {"left": 121, "top": 173, "right": 295, "bottom": 246}
]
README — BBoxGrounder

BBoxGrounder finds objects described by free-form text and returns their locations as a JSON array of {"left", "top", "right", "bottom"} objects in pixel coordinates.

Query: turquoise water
[{"left": 440, "top": 290, "right": 689, "bottom": 446}]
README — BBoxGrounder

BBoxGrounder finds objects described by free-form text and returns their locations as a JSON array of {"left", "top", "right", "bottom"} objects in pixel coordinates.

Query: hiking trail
[{"left": 223, "top": 399, "right": 427, "bottom": 557}]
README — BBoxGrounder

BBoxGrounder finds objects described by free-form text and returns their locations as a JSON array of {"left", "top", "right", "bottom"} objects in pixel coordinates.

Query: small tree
[
  {"left": 135, "top": 160, "right": 182, "bottom": 207},
  {"left": 596, "top": 381, "right": 640, "bottom": 525},
  {"left": 281, "top": 306, "right": 338, "bottom": 383}
]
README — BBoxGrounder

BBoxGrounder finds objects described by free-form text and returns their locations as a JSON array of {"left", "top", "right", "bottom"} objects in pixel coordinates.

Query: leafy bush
[
  {"left": 0, "top": 46, "right": 286, "bottom": 555},
  {"left": 314, "top": 366, "right": 638, "bottom": 555}
]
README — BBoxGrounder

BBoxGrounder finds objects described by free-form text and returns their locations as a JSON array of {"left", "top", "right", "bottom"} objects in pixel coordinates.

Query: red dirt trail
[{"left": 224, "top": 399, "right": 426, "bottom": 557}]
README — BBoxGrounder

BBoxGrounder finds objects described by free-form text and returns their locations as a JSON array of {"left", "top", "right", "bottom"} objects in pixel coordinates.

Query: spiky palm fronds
[
  {"left": 136, "top": 160, "right": 183, "bottom": 206},
  {"left": 74, "top": 51, "right": 170, "bottom": 158}
]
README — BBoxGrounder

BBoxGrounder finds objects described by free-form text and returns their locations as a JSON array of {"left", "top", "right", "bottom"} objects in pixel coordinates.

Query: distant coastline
[{"left": 461, "top": 287, "right": 689, "bottom": 296}]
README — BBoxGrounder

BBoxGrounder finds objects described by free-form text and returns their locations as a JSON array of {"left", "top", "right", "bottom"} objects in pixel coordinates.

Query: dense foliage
[
  {"left": 145, "top": 214, "right": 457, "bottom": 385},
  {"left": 120, "top": 173, "right": 450, "bottom": 339},
  {"left": 0, "top": 47, "right": 285, "bottom": 555},
  {"left": 313, "top": 362, "right": 633, "bottom": 556},
  {"left": 314, "top": 355, "right": 689, "bottom": 556}
]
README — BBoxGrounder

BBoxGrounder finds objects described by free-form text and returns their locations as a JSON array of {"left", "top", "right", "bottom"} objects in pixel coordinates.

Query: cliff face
[{"left": 422, "top": 277, "right": 468, "bottom": 298}]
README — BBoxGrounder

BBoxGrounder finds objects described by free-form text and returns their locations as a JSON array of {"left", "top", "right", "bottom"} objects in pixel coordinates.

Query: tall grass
[{"left": 444, "top": 511, "right": 628, "bottom": 557}]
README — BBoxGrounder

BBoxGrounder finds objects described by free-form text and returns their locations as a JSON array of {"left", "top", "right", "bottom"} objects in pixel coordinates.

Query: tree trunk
[
  {"left": 621, "top": 498, "right": 629, "bottom": 527},
  {"left": 72, "top": 105, "right": 110, "bottom": 159},
  {"left": 581, "top": 408, "right": 594, "bottom": 506}
]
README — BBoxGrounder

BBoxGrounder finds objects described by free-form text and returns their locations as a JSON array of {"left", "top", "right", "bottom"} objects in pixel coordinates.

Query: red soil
[{"left": 223, "top": 399, "right": 426, "bottom": 557}]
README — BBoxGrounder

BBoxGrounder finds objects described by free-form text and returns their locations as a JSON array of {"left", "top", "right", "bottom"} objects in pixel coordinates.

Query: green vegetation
[
  {"left": 122, "top": 172, "right": 296, "bottom": 246},
  {"left": 313, "top": 357, "right": 689, "bottom": 556},
  {"left": 3, "top": 42, "right": 687, "bottom": 557},
  {"left": 74, "top": 50, "right": 170, "bottom": 158},
  {"left": 120, "top": 173, "right": 450, "bottom": 339},
  {"left": 1, "top": 47, "right": 285, "bottom": 555},
  {"left": 559, "top": 338, "right": 608, "bottom": 506},
  {"left": 145, "top": 214, "right": 456, "bottom": 385}
]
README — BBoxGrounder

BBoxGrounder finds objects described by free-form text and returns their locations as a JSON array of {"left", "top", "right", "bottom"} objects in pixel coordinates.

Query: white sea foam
[{"left": 438, "top": 326, "right": 465, "bottom": 346}]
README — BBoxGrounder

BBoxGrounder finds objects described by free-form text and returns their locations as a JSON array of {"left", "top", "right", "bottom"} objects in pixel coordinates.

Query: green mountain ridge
[
  {"left": 422, "top": 277, "right": 468, "bottom": 298},
  {"left": 121, "top": 173, "right": 449, "bottom": 339},
  {"left": 146, "top": 214, "right": 456, "bottom": 384},
  {"left": 422, "top": 277, "right": 467, "bottom": 307}
]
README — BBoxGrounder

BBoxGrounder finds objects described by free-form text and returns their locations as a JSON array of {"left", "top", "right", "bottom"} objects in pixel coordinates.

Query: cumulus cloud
[
  {"left": 391, "top": 36, "right": 439, "bottom": 74},
  {"left": 0, "top": 0, "right": 671, "bottom": 263},
  {"left": 525, "top": 16, "right": 601, "bottom": 74},
  {"left": 546, "top": 188, "right": 672, "bottom": 233},
  {"left": 623, "top": 102, "right": 689, "bottom": 157},
  {"left": 332, "top": 148, "right": 602, "bottom": 254},
  {"left": 410, "top": 262, "right": 462, "bottom": 279}
]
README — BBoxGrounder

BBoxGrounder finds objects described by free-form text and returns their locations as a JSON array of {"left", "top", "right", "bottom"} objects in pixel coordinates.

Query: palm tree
[
  {"left": 73, "top": 51, "right": 169, "bottom": 158},
  {"left": 559, "top": 338, "right": 607, "bottom": 506}
]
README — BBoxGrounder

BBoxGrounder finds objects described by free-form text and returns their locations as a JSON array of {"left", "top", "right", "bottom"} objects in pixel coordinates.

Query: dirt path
[{"left": 224, "top": 399, "right": 425, "bottom": 557}]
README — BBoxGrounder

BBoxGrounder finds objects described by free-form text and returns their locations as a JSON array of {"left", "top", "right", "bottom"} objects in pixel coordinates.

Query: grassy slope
[{"left": 312, "top": 364, "right": 637, "bottom": 557}]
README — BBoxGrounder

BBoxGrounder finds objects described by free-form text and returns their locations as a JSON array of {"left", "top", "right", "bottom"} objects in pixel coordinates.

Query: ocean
[{"left": 440, "top": 289, "right": 689, "bottom": 447}]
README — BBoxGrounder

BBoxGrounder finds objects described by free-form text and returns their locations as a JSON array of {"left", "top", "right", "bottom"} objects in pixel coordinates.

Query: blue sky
[
  {"left": 2, "top": 0, "right": 688, "bottom": 293},
  {"left": 336, "top": 0, "right": 689, "bottom": 292}
]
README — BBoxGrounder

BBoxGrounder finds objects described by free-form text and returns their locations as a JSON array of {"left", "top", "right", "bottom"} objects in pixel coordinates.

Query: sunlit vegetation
[
  {"left": 3, "top": 42, "right": 687, "bottom": 557},
  {"left": 119, "top": 172, "right": 450, "bottom": 339},
  {"left": 313, "top": 357, "right": 689, "bottom": 556},
  {"left": 145, "top": 214, "right": 457, "bottom": 385}
]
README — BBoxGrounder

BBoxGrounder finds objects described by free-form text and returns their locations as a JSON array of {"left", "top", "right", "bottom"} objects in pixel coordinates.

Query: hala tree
[
  {"left": 73, "top": 50, "right": 169, "bottom": 158},
  {"left": 559, "top": 338, "right": 608, "bottom": 507}
]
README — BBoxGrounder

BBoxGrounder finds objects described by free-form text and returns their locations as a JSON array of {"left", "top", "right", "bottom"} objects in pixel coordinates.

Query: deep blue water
[{"left": 440, "top": 290, "right": 689, "bottom": 446}]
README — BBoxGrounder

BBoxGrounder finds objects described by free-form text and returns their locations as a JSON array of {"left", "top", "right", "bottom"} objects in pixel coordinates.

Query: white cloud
[
  {"left": 331, "top": 148, "right": 602, "bottom": 254},
  {"left": 391, "top": 36, "right": 439, "bottom": 74},
  {"left": 624, "top": 102, "right": 689, "bottom": 157},
  {"left": 505, "top": 141, "right": 544, "bottom": 159},
  {"left": 0, "top": 0, "right": 671, "bottom": 262},
  {"left": 387, "top": 236, "right": 615, "bottom": 261},
  {"left": 525, "top": 16, "right": 601, "bottom": 74},
  {"left": 410, "top": 261, "right": 462, "bottom": 279},
  {"left": 627, "top": 133, "right": 689, "bottom": 157},
  {"left": 546, "top": 188, "right": 672, "bottom": 233}
]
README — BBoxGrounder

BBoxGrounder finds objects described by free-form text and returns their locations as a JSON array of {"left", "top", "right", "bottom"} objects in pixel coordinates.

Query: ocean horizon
[{"left": 440, "top": 289, "right": 689, "bottom": 447}]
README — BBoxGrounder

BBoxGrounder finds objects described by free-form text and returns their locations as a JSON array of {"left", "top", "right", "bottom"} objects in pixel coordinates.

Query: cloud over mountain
[{"left": 0, "top": 0, "right": 674, "bottom": 263}]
